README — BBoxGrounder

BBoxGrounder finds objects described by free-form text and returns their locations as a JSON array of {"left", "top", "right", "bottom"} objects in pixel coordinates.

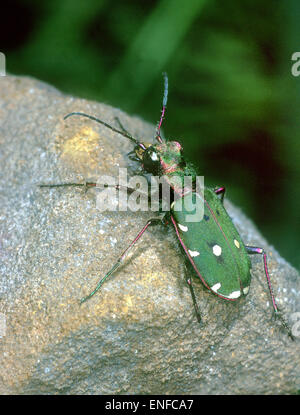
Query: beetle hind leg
[
  {"left": 246, "top": 245, "right": 294, "bottom": 340},
  {"left": 185, "top": 273, "right": 202, "bottom": 324}
]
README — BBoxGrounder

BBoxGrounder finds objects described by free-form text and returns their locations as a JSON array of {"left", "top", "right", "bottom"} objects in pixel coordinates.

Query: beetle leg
[
  {"left": 185, "top": 273, "right": 202, "bottom": 323},
  {"left": 214, "top": 186, "right": 226, "bottom": 203},
  {"left": 80, "top": 218, "right": 163, "bottom": 304},
  {"left": 39, "top": 182, "right": 152, "bottom": 198},
  {"left": 39, "top": 181, "right": 97, "bottom": 192},
  {"left": 246, "top": 246, "right": 294, "bottom": 340},
  {"left": 127, "top": 150, "right": 140, "bottom": 162}
]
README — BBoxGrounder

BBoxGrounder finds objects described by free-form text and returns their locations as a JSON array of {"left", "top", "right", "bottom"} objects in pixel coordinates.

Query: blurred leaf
[{"left": 102, "top": 0, "right": 208, "bottom": 110}]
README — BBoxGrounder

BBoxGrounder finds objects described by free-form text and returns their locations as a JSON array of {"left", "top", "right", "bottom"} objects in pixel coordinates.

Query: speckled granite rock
[{"left": 0, "top": 75, "right": 299, "bottom": 395}]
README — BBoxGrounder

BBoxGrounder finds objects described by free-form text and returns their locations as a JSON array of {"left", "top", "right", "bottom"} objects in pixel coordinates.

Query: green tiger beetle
[{"left": 40, "top": 73, "right": 293, "bottom": 339}]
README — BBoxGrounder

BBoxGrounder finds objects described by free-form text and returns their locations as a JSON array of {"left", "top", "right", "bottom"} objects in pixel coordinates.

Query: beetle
[{"left": 40, "top": 73, "right": 293, "bottom": 338}]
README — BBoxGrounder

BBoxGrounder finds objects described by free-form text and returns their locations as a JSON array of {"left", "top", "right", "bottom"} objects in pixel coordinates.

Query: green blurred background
[{"left": 2, "top": 0, "right": 300, "bottom": 270}]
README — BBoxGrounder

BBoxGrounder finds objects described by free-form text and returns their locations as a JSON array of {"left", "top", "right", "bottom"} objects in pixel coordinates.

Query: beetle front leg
[
  {"left": 246, "top": 246, "right": 294, "bottom": 340},
  {"left": 39, "top": 181, "right": 97, "bottom": 191},
  {"left": 214, "top": 186, "right": 226, "bottom": 203},
  {"left": 39, "top": 182, "right": 151, "bottom": 199}
]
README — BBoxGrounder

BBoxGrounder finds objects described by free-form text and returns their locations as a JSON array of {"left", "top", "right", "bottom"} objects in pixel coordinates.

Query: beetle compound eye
[
  {"left": 150, "top": 151, "right": 159, "bottom": 161},
  {"left": 143, "top": 148, "right": 161, "bottom": 174}
]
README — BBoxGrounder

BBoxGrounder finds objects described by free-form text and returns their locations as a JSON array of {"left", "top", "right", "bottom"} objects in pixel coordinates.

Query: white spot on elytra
[
  {"left": 151, "top": 152, "right": 158, "bottom": 161},
  {"left": 178, "top": 224, "right": 188, "bottom": 232},
  {"left": 227, "top": 290, "right": 241, "bottom": 299},
  {"left": 234, "top": 239, "right": 240, "bottom": 249},
  {"left": 243, "top": 286, "right": 249, "bottom": 295},
  {"left": 188, "top": 249, "right": 200, "bottom": 257},
  {"left": 212, "top": 244, "right": 222, "bottom": 256},
  {"left": 211, "top": 283, "right": 221, "bottom": 292}
]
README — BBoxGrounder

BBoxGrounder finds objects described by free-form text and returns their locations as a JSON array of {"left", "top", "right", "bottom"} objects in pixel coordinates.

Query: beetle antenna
[
  {"left": 64, "top": 112, "right": 146, "bottom": 150},
  {"left": 155, "top": 72, "right": 168, "bottom": 143}
]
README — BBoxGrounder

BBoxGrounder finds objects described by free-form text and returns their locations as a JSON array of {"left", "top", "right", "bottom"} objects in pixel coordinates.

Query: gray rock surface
[{"left": 0, "top": 75, "right": 299, "bottom": 394}]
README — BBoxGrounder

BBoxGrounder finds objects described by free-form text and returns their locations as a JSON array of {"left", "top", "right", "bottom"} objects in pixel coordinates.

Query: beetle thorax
[{"left": 157, "top": 141, "right": 184, "bottom": 174}]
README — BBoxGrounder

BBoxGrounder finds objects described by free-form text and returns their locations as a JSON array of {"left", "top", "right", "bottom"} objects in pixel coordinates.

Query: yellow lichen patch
[
  {"left": 60, "top": 127, "right": 101, "bottom": 171},
  {"left": 121, "top": 294, "right": 133, "bottom": 314}
]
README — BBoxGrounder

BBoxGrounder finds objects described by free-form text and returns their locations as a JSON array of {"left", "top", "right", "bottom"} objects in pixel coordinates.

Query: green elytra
[
  {"left": 39, "top": 73, "right": 293, "bottom": 339},
  {"left": 171, "top": 190, "right": 251, "bottom": 300}
]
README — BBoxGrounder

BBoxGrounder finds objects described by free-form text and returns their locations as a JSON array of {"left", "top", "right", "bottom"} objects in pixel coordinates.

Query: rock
[{"left": 0, "top": 75, "right": 299, "bottom": 395}]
